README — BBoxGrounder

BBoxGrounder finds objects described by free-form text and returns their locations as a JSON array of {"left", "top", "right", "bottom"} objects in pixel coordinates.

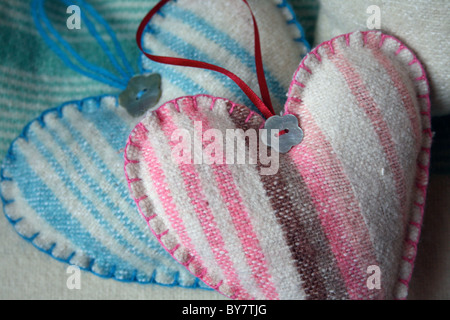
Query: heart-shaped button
[{"left": 124, "top": 31, "right": 431, "bottom": 300}]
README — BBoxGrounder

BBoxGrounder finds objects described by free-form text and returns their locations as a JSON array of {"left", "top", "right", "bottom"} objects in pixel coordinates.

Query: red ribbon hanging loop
[{"left": 136, "top": 0, "right": 276, "bottom": 119}]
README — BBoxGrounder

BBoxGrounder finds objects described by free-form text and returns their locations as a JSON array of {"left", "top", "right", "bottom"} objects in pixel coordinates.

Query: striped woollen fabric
[
  {"left": 0, "top": 0, "right": 308, "bottom": 289},
  {"left": 125, "top": 31, "right": 431, "bottom": 300},
  {"left": 140, "top": 0, "right": 309, "bottom": 116}
]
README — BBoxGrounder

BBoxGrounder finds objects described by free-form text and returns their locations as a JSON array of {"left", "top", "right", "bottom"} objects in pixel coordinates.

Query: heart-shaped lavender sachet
[{"left": 126, "top": 16, "right": 431, "bottom": 299}]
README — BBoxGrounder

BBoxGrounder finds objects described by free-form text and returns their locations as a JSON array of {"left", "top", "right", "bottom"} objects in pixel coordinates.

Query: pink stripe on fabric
[
  {"left": 155, "top": 106, "right": 250, "bottom": 300},
  {"left": 364, "top": 32, "right": 422, "bottom": 149},
  {"left": 131, "top": 122, "right": 206, "bottom": 278},
  {"left": 286, "top": 105, "right": 381, "bottom": 300},
  {"left": 182, "top": 97, "right": 280, "bottom": 300},
  {"left": 328, "top": 45, "right": 408, "bottom": 224}
]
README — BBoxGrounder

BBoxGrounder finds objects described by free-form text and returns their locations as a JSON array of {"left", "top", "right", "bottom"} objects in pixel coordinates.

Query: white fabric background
[
  {"left": 315, "top": 0, "right": 450, "bottom": 116},
  {"left": 0, "top": 215, "right": 226, "bottom": 299}
]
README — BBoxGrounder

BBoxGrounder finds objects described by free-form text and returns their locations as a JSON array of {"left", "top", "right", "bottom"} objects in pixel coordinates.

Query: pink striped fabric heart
[{"left": 124, "top": 31, "right": 431, "bottom": 300}]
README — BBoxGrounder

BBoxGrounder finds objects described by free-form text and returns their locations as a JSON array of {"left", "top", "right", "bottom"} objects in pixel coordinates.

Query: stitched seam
[
  {"left": 371, "top": 32, "right": 432, "bottom": 299},
  {"left": 274, "top": 0, "right": 311, "bottom": 52},
  {"left": 125, "top": 122, "right": 215, "bottom": 289},
  {"left": 124, "top": 97, "right": 215, "bottom": 291}
]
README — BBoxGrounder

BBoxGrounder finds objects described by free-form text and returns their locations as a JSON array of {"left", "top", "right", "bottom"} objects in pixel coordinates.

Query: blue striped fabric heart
[
  {"left": 0, "top": 0, "right": 308, "bottom": 289},
  {"left": 1, "top": 95, "right": 207, "bottom": 286}
]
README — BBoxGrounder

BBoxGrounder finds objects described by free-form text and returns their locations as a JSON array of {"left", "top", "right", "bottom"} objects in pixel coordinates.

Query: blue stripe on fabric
[
  {"left": 19, "top": 127, "right": 141, "bottom": 275},
  {"left": 158, "top": 4, "right": 290, "bottom": 101},
  {"left": 9, "top": 146, "right": 136, "bottom": 275},
  {"left": 45, "top": 118, "right": 168, "bottom": 265},
  {"left": 57, "top": 107, "right": 169, "bottom": 254},
  {"left": 78, "top": 98, "right": 134, "bottom": 151},
  {"left": 142, "top": 58, "right": 258, "bottom": 109},
  {"left": 149, "top": 25, "right": 255, "bottom": 105}
]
